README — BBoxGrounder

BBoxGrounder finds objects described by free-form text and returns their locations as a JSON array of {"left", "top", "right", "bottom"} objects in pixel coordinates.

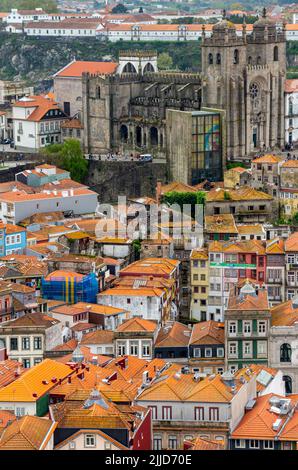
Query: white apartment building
[
  {"left": 285, "top": 79, "right": 298, "bottom": 147},
  {"left": 12, "top": 95, "right": 68, "bottom": 151},
  {"left": 0, "top": 187, "right": 98, "bottom": 224},
  {"left": 4, "top": 8, "right": 49, "bottom": 24},
  {"left": 24, "top": 19, "right": 103, "bottom": 37}
]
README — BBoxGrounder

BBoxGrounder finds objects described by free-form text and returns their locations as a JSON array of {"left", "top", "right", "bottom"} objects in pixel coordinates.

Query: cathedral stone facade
[{"left": 80, "top": 12, "right": 286, "bottom": 183}]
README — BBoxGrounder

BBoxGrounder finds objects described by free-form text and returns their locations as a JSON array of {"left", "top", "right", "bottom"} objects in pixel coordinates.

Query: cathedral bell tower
[
  {"left": 201, "top": 10, "right": 247, "bottom": 159},
  {"left": 201, "top": 8, "right": 286, "bottom": 160}
]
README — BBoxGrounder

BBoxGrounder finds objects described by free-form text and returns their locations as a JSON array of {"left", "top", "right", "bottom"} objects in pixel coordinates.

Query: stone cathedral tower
[{"left": 201, "top": 9, "right": 286, "bottom": 160}]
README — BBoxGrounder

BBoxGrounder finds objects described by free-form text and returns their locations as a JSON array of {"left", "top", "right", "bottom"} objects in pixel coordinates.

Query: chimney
[
  {"left": 156, "top": 181, "right": 162, "bottom": 205},
  {"left": 68, "top": 376, "right": 72, "bottom": 384}
]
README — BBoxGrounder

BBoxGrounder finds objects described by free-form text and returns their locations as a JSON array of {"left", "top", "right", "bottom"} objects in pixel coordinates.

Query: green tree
[
  {"left": 0, "top": 0, "right": 58, "bottom": 12},
  {"left": 161, "top": 191, "right": 205, "bottom": 219},
  {"left": 111, "top": 3, "right": 128, "bottom": 14},
  {"left": 157, "top": 52, "right": 174, "bottom": 70},
  {"left": 43, "top": 139, "right": 88, "bottom": 183}
]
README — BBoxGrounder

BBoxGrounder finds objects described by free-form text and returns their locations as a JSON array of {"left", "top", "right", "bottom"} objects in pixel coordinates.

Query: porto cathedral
[{"left": 81, "top": 9, "right": 286, "bottom": 185}]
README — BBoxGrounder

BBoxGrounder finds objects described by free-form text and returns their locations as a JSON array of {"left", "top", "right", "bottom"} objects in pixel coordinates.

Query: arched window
[
  {"left": 273, "top": 46, "right": 278, "bottom": 62},
  {"left": 208, "top": 53, "right": 213, "bottom": 65},
  {"left": 120, "top": 125, "right": 128, "bottom": 143},
  {"left": 257, "top": 56, "right": 261, "bottom": 65},
  {"left": 248, "top": 56, "right": 252, "bottom": 65},
  {"left": 96, "top": 86, "right": 100, "bottom": 99},
  {"left": 123, "top": 62, "right": 137, "bottom": 73},
  {"left": 280, "top": 343, "right": 292, "bottom": 363},
  {"left": 233, "top": 49, "right": 239, "bottom": 64},
  {"left": 150, "top": 127, "right": 158, "bottom": 146},
  {"left": 143, "top": 62, "right": 155, "bottom": 73},
  {"left": 283, "top": 375, "right": 292, "bottom": 394},
  {"left": 216, "top": 53, "right": 221, "bottom": 65},
  {"left": 249, "top": 82, "right": 259, "bottom": 100}
]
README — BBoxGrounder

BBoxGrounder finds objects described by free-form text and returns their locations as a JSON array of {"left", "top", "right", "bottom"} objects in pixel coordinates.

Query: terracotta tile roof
[
  {"left": 120, "top": 258, "right": 179, "bottom": 277},
  {"left": 279, "top": 405, "right": 298, "bottom": 441},
  {"left": 0, "top": 359, "right": 73, "bottom": 402},
  {"left": 228, "top": 286, "right": 269, "bottom": 311},
  {"left": 285, "top": 232, "right": 298, "bottom": 252},
  {"left": 73, "top": 301, "right": 126, "bottom": 316},
  {"left": 70, "top": 322, "right": 96, "bottom": 332},
  {"left": 160, "top": 181, "right": 197, "bottom": 194},
  {"left": 13, "top": 95, "right": 63, "bottom": 122},
  {"left": 228, "top": 166, "right": 247, "bottom": 174},
  {"left": 80, "top": 329, "right": 114, "bottom": 345},
  {"left": 206, "top": 186, "right": 272, "bottom": 202},
  {"left": 285, "top": 79, "right": 298, "bottom": 93},
  {"left": 138, "top": 370, "right": 243, "bottom": 403},
  {"left": 189, "top": 321, "right": 224, "bottom": 346},
  {"left": 208, "top": 239, "right": 266, "bottom": 254},
  {"left": 0, "top": 360, "right": 24, "bottom": 389},
  {"left": 0, "top": 188, "right": 96, "bottom": 203},
  {"left": 271, "top": 299, "right": 298, "bottom": 326},
  {"left": 281, "top": 159, "right": 298, "bottom": 168},
  {"left": 190, "top": 248, "right": 208, "bottom": 260},
  {"left": 266, "top": 238, "right": 284, "bottom": 254},
  {"left": 51, "top": 338, "right": 78, "bottom": 352},
  {"left": 5, "top": 224, "right": 26, "bottom": 234},
  {"left": 237, "top": 224, "right": 265, "bottom": 235},
  {"left": 0, "top": 415, "right": 56, "bottom": 450},
  {"left": 185, "top": 436, "right": 224, "bottom": 450},
  {"left": 205, "top": 214, "right": 238, "bottom": 234},
  {"left": 0, "top": 410, "right": 16, "bottom": 430},
  {"left": 99, "top": 287, "right": 164, "bottom": 298},
  {"left": 0, "top": 313, "right": 58, "bottom": 329},
  {"left": 232, "top": 394, "right": 298, "bottom": 440},
  {"left": 55, "top": 60, "right": 118, "bottom": 78},
  {"left": 155, "top": 322, "right": 191, "bottom": 348},
  {"left": 0, "top": 181, "right": 35, "bottom": 194},
  {"left": 252, "top": 154, "right": 284, "bottom": 164},
  {"left": 51, "top": 305, "right": 87, "bottom": 317},
  {"left": 116, "top": 317, "right": 157, "bottom": 333}
]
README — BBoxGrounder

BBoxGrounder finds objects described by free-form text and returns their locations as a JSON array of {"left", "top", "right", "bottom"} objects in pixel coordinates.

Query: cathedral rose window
[{"left": 249, "top": 83, "right": 259, "bottom": 100}]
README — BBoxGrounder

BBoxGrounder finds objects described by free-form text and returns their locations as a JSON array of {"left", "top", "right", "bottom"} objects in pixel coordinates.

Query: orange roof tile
[
  {"left": 0, "top": 415, "right": 57, "bottom": 450},
  {"left": 206, "top": 186, "right": 272, "bottom": 202},
  {"left": 13, "top": 95, "right": 63, "bottom": 122},
  {"left": 55, "top": 60, "right": 118, "bottom": 78},
  {"left": 205, "top": 214, "right": 237, "bottom": 234},
  {"left": 232, "top": 394, "right": 298, "bottom": 440},
  {"left": 155, "top": 322, "right": 191, "bottom": 348},
  {"left": 281, "top": 159, "right": 298, "bottom": 168},
  {"left": 116, "top": 317, "right": 157, "bottom": 333},
  {"left": 252, "top": 154, "right": 284, "bottom": 164},
  {"left": 185, "top": 436, "right": 224, "bottom": 450},
  {"left": 0, "top": 359, "right": 73, "bottom": 402},
  {"left": 80, "top": 329, "right": 114, "bottom": 345},
  {"left": 285, "top": 232, "right": 298, "bottom": 252},
  {"left": 271, "top": 299, "right": 298, "bottom": 326},
  {"left": 189, "top": 321, "right": 224, "bottom": 346}
]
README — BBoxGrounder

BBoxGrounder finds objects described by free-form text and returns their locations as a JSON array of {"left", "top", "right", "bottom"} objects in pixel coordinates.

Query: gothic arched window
[
  {"left": 280, "top": 343, "right": 292, "bottom": 363},
  {"left": 216, "top": 53, "right": 221, "bottom": 65},
  {"left": 96, "top": 86, "right": 101, "bottom": 99},
  {"left": 233, "top": 49, "right": 239, "bottom": 64},
  {"left": 249, "top": 82, "right": 259, "bottom": 100},
  {"left": 248, "top": 56, "right": 252, "bottom": 65},
  {"left": 274, "top": 46, "right": 278, "bottom": 62},
  {"left": 208, "top": 53, "right": 213, "bottom": 65},
  {"left": 257, "top": 56, "right": 261, "bottom": 65}
]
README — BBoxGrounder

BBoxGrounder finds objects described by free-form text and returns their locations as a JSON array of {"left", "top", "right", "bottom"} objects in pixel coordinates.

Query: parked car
[{"left": 139, "top": 154, "right": 153, "bottom": 162}]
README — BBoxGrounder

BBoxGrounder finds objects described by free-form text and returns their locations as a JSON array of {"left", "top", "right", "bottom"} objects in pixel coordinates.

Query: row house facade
[{"left": 225, "top": 283, "right": 271, "bottom": 374}]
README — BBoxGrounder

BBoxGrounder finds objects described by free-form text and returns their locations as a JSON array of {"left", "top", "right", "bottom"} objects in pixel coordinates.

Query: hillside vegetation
[{"left": 0, "top": 33, "right": 296, "bottom": 87}]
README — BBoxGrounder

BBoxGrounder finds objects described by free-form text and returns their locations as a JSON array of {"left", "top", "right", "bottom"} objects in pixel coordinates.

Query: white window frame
[{"left": 84, "top": 434, "right": 96, "bottom": 448}]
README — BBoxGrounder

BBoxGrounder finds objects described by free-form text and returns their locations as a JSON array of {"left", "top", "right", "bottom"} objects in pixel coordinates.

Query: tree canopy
[
  {"left": 157, "top": 52, "right": 174, "bottom": 70},
  {"left": 111, "top": 3, "right": 128, "bottom": 14},
  {"left": 42, "top": 139, "right": 88, "bottom": 183},
  {"left": 0, "top": 0, "right": 58, "bottom": 12}
]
